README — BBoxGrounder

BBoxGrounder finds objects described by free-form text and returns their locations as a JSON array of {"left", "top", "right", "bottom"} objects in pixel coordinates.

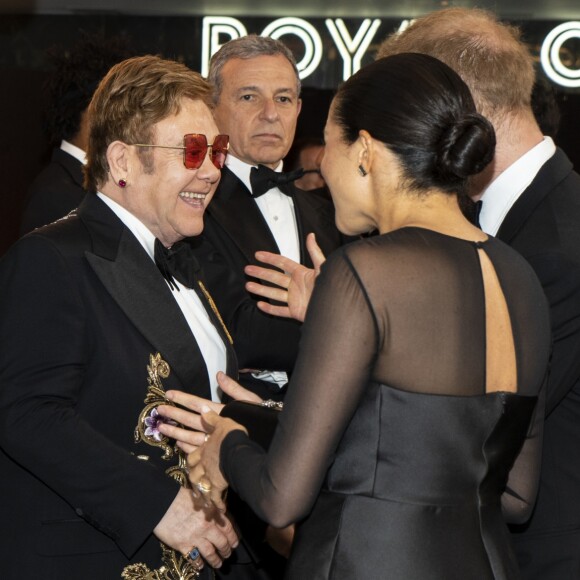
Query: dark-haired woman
[{"left": 161, "top": 54, "right": 551, "bottom": 579}]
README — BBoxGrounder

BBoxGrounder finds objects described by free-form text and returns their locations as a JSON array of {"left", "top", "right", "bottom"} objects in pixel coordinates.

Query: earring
[
  {"left": 118, "top": 179, "right": 127, "bottom": 188},
  {"left": 358, "top": 165, "right": 367, "bottom": 177}
]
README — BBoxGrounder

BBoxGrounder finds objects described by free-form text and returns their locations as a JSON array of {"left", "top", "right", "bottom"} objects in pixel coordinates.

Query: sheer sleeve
[
  {"left": 501, "top": 378, "right": 547, "bottom": 524},
  {"left": 219, "top": 229, "right": 551, "bottom": 529},
  {"left": 221, "top": 248, "right": 377, "bottom": 527}
]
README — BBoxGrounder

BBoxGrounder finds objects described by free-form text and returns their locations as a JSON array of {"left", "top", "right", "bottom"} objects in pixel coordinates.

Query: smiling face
[
  {"left": 121, "top": 98, "right": 222, "bottom": 247},
  {"left": 213, "top": 54, "right": 301, "bottom": 169}
]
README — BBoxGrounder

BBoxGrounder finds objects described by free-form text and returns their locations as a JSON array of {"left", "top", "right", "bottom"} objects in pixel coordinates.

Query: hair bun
[{"left": 436, "top": 113, "right": 496, "bottom": 179}]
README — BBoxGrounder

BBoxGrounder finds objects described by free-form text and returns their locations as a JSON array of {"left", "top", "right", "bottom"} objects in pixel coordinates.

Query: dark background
[{"left": 1, "top": 10, "right": 579, "bottom": 256}]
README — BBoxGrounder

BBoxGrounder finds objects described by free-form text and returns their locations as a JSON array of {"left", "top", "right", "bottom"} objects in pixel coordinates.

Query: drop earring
[
  {"left": 358, "top": 165, "right": 367, "bottom": 177},
  {"left": 118, "top": 179, "right": 127, "bottom": 188}
]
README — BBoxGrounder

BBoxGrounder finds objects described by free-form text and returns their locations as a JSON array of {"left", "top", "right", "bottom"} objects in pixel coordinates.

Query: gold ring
[{"left": 196, "top": 480, "right": 212, "bottom": 494}]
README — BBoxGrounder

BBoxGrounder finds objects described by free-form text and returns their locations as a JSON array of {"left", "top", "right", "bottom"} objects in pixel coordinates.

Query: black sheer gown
[{"left": 221, "top": 227, "right": 551, "bottom": 579}]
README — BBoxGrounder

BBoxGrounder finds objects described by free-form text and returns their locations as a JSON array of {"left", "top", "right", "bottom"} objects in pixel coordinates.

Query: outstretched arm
[
  {"left": 245, "top": 233, "right": 326, "bottom": 322},
  {"left": 189, "top": 250, "right": 378, "bottom": 527}
]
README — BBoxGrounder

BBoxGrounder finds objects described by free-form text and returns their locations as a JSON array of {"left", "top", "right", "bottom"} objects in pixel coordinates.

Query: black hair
[
  {"left": 43, "top": 31, "right": 133, "bottom": 144},
  {"left": 332, "top": 53, "right": 496, "bottom": 196}
]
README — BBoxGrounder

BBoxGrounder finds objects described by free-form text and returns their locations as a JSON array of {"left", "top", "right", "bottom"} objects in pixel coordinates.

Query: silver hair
[{"left": 208, "top": 35, "right": 301, "bottom": 103}]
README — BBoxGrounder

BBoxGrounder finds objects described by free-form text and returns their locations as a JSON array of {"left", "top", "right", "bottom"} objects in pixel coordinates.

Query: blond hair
[{"left": 85, "top": 55, "right": 213, "bottom": 190}]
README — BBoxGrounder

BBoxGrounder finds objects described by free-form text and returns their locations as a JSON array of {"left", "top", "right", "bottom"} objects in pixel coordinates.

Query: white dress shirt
[
  {"left": 479, "top": 137, "right": 556, "bottom": 235},
  {"left": 226, "top": 155, "right": 301, "bottom": 388},
  {"left": 97, "top": 192, "right": 227, "bottom": 401},
  {"left": 226, "top": 154, "right": 300, "bottom": 263},
  {"left": 60, "top": 140, "right": 87, "bottom": 165}
]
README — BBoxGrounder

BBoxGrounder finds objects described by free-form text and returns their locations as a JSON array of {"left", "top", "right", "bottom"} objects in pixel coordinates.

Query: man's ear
[{"left": 106, "top": 140, "right": 131, "bottom": 185}]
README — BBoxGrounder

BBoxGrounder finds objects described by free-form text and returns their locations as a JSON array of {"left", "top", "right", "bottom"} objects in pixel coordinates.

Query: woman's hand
[
  {"left": 245, "top": 232, "right": 325, "bottom": 322},
  {"left": 157, "top": 374, "right": 262, "bottom": 454},
  {"left": 158, "top": 391, "right": 224, "bottom": 454},
  {"left": 187, "top": 409, "right": 248, "bottom": 512}
]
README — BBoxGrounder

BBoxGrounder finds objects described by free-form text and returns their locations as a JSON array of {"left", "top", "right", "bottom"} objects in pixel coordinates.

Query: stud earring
[
  {"left": 358, "top": 165, "right": 367, "bottom": 177},
  {"left": 118, "top": 179, "right": 127, "bottom": 188}
]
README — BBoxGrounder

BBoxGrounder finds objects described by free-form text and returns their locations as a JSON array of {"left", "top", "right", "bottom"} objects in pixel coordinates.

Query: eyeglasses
[{"left": 132, "top": 134, "right": 229, "bottom": 170}]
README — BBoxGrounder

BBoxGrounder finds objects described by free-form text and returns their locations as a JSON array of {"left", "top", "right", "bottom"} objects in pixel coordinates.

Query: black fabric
[
  {"left": 249, "top": 164, "right": 304, "bottom": 197},
  {"left": 220, "top": 228, "right": 551, "bottom": 579},
  {"left": 20, "top": 148, "right": 88, "bottom": 235},
  {"left": 499, "top": 149, "right": 580, "bottom": 579},
  {"left": 154, "top": 238, "right": 201, "bottom": 291},
  {"left": 0, "top": 195, "right": 248, "bottom": 578},
  {"left": 460, "top": 196, "right": 483, "bottom": 227},
  {"left": 474, "top": 199, "right": 483, "bottom": 227},
  {"left": 221, "top": 402, "right": 280, "bottom": 451}
]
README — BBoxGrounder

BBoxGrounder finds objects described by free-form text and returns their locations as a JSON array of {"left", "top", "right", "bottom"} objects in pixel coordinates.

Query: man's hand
[
  {"left": 245, "top": 232, "right": 326, "bottom": 322},
  {"left": 158, "top": 380, "right": 262, "bottom": 454},
  {"left": 187, "top": 408, "right": 248, "bottom": 512},
  {"left": 153, "top": 486, "right": 238, "bottom": 569}
]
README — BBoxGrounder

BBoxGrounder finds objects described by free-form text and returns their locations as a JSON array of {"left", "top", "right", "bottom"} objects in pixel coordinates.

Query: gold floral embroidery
[{"left": 122, "top": 353, "right": 201, "bottom": 579}]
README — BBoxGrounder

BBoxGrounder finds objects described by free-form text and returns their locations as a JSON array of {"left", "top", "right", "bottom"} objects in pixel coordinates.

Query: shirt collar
[
  {"left": 225, "top": 154, "right": 283, "bottom": 193},
  {"left": 60, "top": 140, "right": 87, "bottom": 165},
  {"left": 479, "top": 136, "right": 556, "bottom": 235},
  {"left": 96, "top": 192, "right": 157, "bottom": 260}
]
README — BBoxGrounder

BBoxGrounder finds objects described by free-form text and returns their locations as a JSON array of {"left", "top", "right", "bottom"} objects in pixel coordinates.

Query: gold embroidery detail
[
  {"left": 198, "top": 280, "right": 234, "bottom": 345},
  {"left": 122, "top": 353, "right": 199, "bottom": 579},
  {"left": 121, "top": 545, "right": 203, "bottom": 579}
]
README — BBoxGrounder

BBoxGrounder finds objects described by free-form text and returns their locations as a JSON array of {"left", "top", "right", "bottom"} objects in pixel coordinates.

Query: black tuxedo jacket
[
  {"left": 0, "top": 195, "right": 238, "bottom": 579},
  {"left": 504, "top": 149, "right": 580, "bottom": 573},
  {"left": 190, "top": 166, "right": 346, "bottom": 386},
  {"left": 20, "top": 147, "right": 88, "bottom": 235}
]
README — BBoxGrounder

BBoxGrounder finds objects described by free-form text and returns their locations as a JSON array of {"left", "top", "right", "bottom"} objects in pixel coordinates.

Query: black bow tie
[
  {"left": 249, "top": 164, "right": 305, "bottom": 197},
  {"left": 154, "top": 238, "right": 200, "bottom": 291}
]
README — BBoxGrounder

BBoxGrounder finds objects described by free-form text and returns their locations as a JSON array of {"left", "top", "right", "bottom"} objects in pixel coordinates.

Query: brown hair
[
  {"left": 377, "top": 8, "right": 535, "bottom": 123},
  {"left": 208, "top": 35, "right": 301, "bottom": 104},
  {"left": 85, "top": 55, "right": 213, "bottom": 191}
]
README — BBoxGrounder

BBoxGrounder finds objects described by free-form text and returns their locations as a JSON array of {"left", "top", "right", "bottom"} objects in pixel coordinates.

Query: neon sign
[
  {"left": 203, "top": 17, "right": 580, "bottom": 89},
  {"left": 541, "top": 21, "right": 580, "bottom": 88},
  {"left": 202, "top": 16, "right": 387, "bottom": 81}
]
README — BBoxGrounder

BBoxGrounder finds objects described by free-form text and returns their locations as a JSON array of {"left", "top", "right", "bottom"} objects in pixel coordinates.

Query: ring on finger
[
  {"left": 195, "top": 479, "right": 212, "bottom": 495},
  {"left": 187, "top": 545, "right": 203, "bottom": 570}
]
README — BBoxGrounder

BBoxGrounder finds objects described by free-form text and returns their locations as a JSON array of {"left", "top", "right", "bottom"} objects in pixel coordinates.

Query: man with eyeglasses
[{"left": 0, "top": 55, "right": 264, "bottom": 580}]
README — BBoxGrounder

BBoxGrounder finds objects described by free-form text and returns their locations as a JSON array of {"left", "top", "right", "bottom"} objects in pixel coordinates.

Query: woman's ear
[
  {"left": 357, "top": 129, "right": 375, "bottom": 176},
  {"left": 106, "top": 140, "right": 130, "bottom": 186}
]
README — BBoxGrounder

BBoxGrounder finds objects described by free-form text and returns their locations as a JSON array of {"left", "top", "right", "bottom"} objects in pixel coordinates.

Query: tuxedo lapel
[
  {"left": 208, "top": 166, "right": 280, "bottom": 263},
  {"left": 78, "top": 196, "right": 213, "bottom": 398},
  {"left": 497, "top": 149, "right": 573, "bottom": 244}
]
